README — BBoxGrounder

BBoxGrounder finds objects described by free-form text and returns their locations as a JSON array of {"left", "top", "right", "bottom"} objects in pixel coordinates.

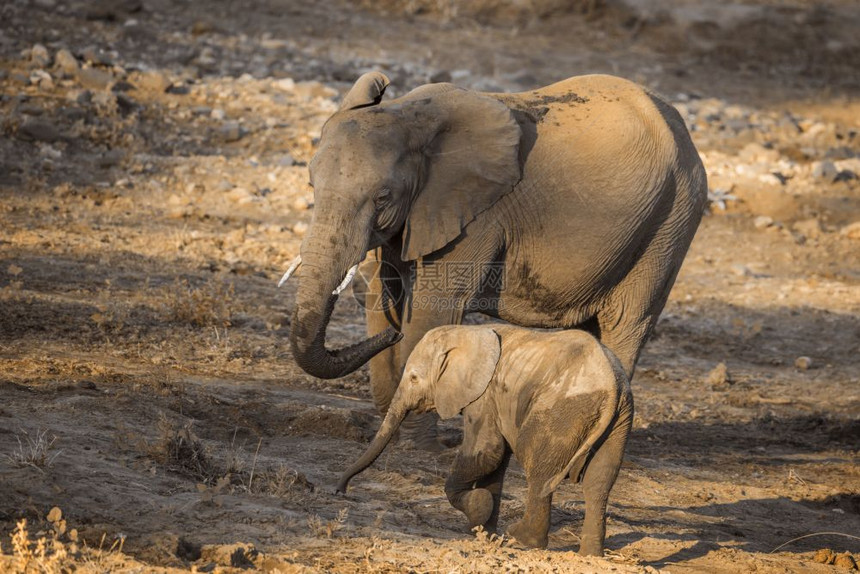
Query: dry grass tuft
[
  {"left": 4, "top": 429, "right": 62, "bottom": 472},
  {"left": 162, "top": 277, "right": 235, "bottom": 328},
  {"left": 308, "top": 508, "right": 349, "bottom": 538}
]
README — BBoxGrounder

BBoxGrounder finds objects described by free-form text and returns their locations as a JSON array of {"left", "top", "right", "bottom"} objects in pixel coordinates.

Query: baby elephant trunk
[{"left": 336, "top": 408, "right": 407, "bottom": 493}]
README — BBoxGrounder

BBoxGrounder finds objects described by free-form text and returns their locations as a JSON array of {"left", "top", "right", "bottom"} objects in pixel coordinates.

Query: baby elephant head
[{"left": 336, "top": 326, "right": 501, "bottom": 492}]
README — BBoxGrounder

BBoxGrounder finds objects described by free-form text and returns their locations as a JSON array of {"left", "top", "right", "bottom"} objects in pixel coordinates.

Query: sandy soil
[{"left": 1, "top": 0, "right": 858, "bottom": 572}]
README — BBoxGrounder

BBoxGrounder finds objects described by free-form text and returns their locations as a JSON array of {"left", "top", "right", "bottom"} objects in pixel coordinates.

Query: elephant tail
[{"left": 538, "top": 364, "right": 626, "bottom": 498}]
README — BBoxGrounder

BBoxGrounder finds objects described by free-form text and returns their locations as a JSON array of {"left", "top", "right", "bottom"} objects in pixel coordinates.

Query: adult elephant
[{"left": 284, "top": 72, "right": 706, "bottom": 448}]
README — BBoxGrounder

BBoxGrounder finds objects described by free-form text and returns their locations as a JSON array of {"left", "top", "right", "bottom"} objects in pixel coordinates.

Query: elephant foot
[
  {"left": 458, "top": 488, "right": 494, "bottom": 529},
  {"left": 578, "top": 536, "right": 604, "bottom": 557},
  {"left": 507, "top": 520, "right": 548, "bottom": 549}
]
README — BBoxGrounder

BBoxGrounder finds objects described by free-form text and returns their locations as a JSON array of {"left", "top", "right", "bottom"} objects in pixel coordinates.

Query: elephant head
[
  {"left": 336, "top": 326, "right": 501, "bottom": 492},
  {"left": 288, "top": 72, "right": 522, "bottom": 379}
]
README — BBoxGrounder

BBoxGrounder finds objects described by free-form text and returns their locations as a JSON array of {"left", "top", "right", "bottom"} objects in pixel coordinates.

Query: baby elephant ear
[
  {"left": 402, "top": 89, "right": 522, "bottom": 261},
  {"left": 434, "top": 327, "right": 501, "bottom": 420},
  {"left": 340, "top": 72, "right": 390, "bottom": 110}
]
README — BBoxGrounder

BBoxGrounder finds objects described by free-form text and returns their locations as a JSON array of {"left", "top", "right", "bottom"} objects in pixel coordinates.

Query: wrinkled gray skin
[
  {"left": 288, "top": 71, "right": 705, "bottom": 447},
  {"left": 337, "top": 325, "right": 634, "bottom": 556}
]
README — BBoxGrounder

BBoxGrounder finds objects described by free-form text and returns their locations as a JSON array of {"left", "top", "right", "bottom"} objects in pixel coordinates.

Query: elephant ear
[
  {"left": 433, "top": 327, "right": 501, "bottom": 420},
  {"left": 340, "top": 72, "right": 390, "bottom": 110},
  {"left": 401, "top": 89, "right": 522, "bottom": 261}
]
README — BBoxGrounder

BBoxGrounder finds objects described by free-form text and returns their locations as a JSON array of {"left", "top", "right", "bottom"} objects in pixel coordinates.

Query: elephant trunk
[
  {"left": 289, "top": 228, "right": 401, "bottom": 380},
  {"left": 337, "top": 406, "right": 407, "bottom": 493}
]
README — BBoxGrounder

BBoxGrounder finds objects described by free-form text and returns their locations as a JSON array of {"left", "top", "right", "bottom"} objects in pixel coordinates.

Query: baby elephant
[{"left": 337, "top": 324, "right": 633, "bottom": 556}]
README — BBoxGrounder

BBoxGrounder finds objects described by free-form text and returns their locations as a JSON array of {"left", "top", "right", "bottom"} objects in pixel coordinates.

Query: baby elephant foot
[
  {"left": 578, "top": 536, "right": 604, "bottom": 557},
  {"left": 458, "top": 488, "right": 494, "bottom": 529},
  {"left": 507, "top": 520, "right": 548, "bottom": 549}
]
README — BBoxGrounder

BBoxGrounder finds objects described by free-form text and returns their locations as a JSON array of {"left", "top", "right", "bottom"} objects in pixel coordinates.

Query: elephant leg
[
  {"left": 362, "top": 247, "right": 407, "bottom": 415},
  {"left": 597, "top": 177, "right": 704, "bottom": 379},
  {"left": 472, "top": 448, "right": 512, "bottom": 533},
  {"left": 578, "top": 402, "right": 632, "bottom": 556},
  {"left": 445, "top": 410, "right": 508, "bottom": 530},
  {"left": 507, "top": 485, "right": 552, "bottom": 549}
]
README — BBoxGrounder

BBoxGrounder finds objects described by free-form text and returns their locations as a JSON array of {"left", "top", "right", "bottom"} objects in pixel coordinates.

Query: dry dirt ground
[{"left": 1, "top": 0, "right": 859, "bottom": 572}]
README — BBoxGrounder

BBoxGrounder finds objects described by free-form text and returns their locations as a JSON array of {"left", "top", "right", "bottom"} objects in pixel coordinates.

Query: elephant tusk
[
  {"left": 332, "top": 264, "right": 359, "bottom": 296},
  {"left": 277, "top": 255, "right": 302, "bottom": 288}
]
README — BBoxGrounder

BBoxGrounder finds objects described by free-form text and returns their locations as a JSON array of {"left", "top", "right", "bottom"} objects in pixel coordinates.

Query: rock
[
  {"left": 166, "top": 83, "right": 191, "bottom": 95},
  {"left": 292, "top": 221, "right": 308, "bottom": 236},
  {"left": 29, "top": 44, "right": 51, "bottom": 67},
  {"left": 840, "top": 222, "right": 860, "bottom": 240},
  {"left": 97, "top": 149, "right": 124, "bottom": 168},
  {"left": 133, "top": 70, "right": 171, "bottom": 92},
  {"left": 226, "top": 187, "right": 253, "bottom": 203},
  {"left": 292, "top": 197, "right": 309, "bottom": 211},
  {"left": 273, "top": 77, "right": 296, "bottom": 92},
  {"left": 834, "top": 553, "right": 858, "bottom": 570},
  {"left": 792, "top": 218, "right": 822, "bottom": 240},
  {"left": 54, "top": 49, "right": 79, "bottom": 77},
  {"left": 794, "top": 356, "right": 813, "bottom": 370},
  {"left": 30, "top": 70, "right": 54, "bottom": 90},
  {"left": 753, "top": 216, "right": 774, "bottom": 230},
  {"left": 276, "top": 153, "right": 295, "bottom": 167},
  {"left": 79, "top": 46, "right": 115, "bottom": 67},
  {"left": 811, "top": 160, "right": 838, "bottom": 182},
  {"left": 814, "top": 548, "right": 836, "bottom": 564},
  {"left": 834, "top": 169, "right": 857, "bottom": 182},
  {"left": 707, "top": 362, "right": 732, "bottom": 390},
  {"left": 77, "top": 66, "right": 113, "bottom": 90},
  {"left": 210, "top": 108, "right": 226, "bottom": 121},
  {"left": 219, "top": 121, "right": 244, "bottom": 142},
  {"left": 18, "top": 120, "right": 65, "bottom": 143}
]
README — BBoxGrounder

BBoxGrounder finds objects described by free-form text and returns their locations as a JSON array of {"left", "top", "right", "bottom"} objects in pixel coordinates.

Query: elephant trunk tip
[{"left": 335, "top": 478, "right": 350, "bottom": 494}]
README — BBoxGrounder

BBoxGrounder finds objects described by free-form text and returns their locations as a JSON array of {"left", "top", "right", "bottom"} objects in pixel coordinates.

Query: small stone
[
  {"left": 134, "top": 69, "right": 171, "bottom": 92},
  {"left": 840, "top": 222, "right": 860, "bottom": 240},
  {"left": 30, "top": 44, "right": 51, "bottom": 67},
  {"left": 47, "top": 507, "right": 62, "bottom": 523},
  {"left": 834, "top": 169, "right": 857, "bottom": 182},
  {"left": 814, "top": 548, "right": 835, "bottom": 564},
  {"left": 292, "top": 197, "right": 309, "bottom": 211},
  {"left": 834, "top": 553, "right": 858, "bottom": 570},
  {"left": 276, "top": 153, "right": 295, "bottom": 167},
  {"left": 273, "top": 77, "right": 295, "bottom": 92},
  {"left": 753, "top": 215, "right": 773, "bottom": 229},
  {"left": 794, "top": 356, "right": 813, "bottom": 370},
  {"left": 210, "top": 108, "right": 226, "bottom": 120},
  {"left": 811, "top": 160, "right": 838, "bottom": 182},
  {"left": 793, "top": 218, "right": 822, "bottom": 240},
  {"left": 97, "top": 149, "right": 124, "bottom": 168},
  {"left": 77, "top": 66, "right": 113, "bottom": 90},
  {"left": 292, "top": 221, "right": 308, "bottom": 236},
  {"left": 54, "top": 49, "right": 79, "bottom": 77},
  {"left": 707, "top": 362, "right": 731, "bottom": 390},
  {"left": 18, "top": 120, "right": 64, "bottom": 143},
  {"left": 226, "top": 187, "right": 252, "bottom": 203},
  {"left": 219, "top": 121, "right": 244, "bottom": 143},
  {"left": 166, "top": 83, "right": 190, "bottom": 95},
  {"left": 30, "top": 70, "right": 54, "bottom": 90}
]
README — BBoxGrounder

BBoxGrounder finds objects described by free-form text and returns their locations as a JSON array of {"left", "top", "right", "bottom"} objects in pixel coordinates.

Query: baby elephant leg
[
  {"left": 445, "top": 428, "right": 508, "bottom": 531},
  {"left": 507, "top": 484, "right": 553, "bottom": 548},
  {"left": 579, "top": 413, "right": 631, "bottom": 556}
]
